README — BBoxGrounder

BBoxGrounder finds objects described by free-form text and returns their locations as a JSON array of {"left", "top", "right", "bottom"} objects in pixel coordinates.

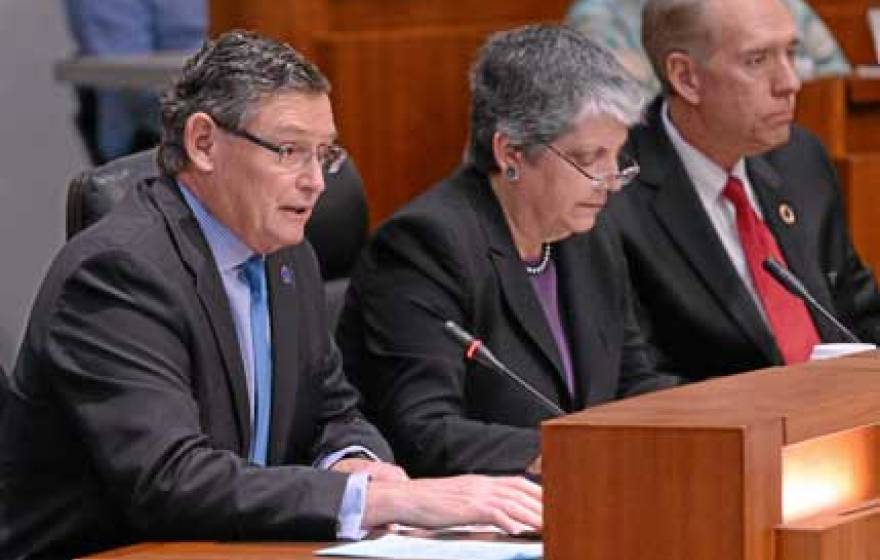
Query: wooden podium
[{"left": 543, "top": 353, "right": 880, "bottom": 560}]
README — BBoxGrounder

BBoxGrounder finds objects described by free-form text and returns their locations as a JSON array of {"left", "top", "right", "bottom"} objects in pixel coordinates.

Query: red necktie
[{"left": 723, "top": 176, "right": 819, "bottom": 363}]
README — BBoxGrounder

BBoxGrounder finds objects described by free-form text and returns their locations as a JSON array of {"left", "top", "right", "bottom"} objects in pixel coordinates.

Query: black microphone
[
  {"left": 762, "top": 257, "right": 861, "bottom": 343},
  {"left": 443, "top": 320, "right": 565, "bottom": 416}
]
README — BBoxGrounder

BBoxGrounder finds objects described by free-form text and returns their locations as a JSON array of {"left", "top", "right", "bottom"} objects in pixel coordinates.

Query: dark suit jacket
[
  {"left": 337, "top": 164, "right": 678, "bottom": 477},
  {"left": 604, "top": 100, "right": 880, "bottom": 380},
  {"left": 0, "top": 177, "right": 391, "bottom": 559}
]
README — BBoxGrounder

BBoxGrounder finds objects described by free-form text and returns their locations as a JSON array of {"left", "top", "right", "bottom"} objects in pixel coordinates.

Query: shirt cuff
[
  {"left": 336, "top": 471, "right": 370, "bottom": 540},
  {"left": 315, "top": 445, "right": 381, "bottom": 470}
]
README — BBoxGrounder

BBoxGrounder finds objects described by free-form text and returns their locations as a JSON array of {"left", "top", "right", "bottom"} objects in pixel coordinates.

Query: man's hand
[
  {"left": 331, "top": 458, "right": 409, "bottom": 482},
  {"left": 526, "top": 454, "right": 541, "bottom": 477},
  {"left": 363, "top": 475, "right": 542, "bottom": 535}
]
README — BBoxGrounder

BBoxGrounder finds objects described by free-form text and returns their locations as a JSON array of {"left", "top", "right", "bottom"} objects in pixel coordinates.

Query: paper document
[
  {"left": 316, "top": 534, "right": 542, "bottom": 560},
  {"left": 810, "top": 343, "right": 877, "bottom": 361}
]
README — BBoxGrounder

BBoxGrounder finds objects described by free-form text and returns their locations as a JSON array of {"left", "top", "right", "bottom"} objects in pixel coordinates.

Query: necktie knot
[
  {"left": 722, "top": 176, "right": 749, "bottom": 210},
  {"left": 241, "top": 256, "right": 266, "bottom": 301}
]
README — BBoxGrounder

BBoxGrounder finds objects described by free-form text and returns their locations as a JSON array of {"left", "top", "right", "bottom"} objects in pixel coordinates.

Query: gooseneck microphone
[
  {"left": 762, "top": 257, "right": 861, "bottom": 343},
  {"left": 443, "top": 320, "right": 564, "bottom": 416}
]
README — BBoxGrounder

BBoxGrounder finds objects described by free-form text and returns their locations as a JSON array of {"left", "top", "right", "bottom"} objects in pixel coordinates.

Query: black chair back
[
  {"left": 66, "top": 148, "right": 369, "bottom": 327},
  {"left": 0, "top": 362, "right": 7, "bottom": 413}
]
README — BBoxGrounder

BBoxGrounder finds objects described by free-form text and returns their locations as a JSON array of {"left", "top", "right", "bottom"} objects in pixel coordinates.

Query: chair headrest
[
  {"left": 66, "top": 149, "right": 369, "bottom": 281},
  {"left": 66, "top": 148, "right": 160, "bottom": 240}
]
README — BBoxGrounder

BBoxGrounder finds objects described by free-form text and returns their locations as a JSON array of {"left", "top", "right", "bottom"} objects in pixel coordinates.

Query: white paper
[
  {"left": 855, "top": 64, "right": 880, "bottom": 78},
  {"left": 809, "top": 342, "right": 877, "bottom": 361},
  {"left": 316, "top": 534, "right": 542, "bottom": 560},
  {"left": 390, "top": 523, "right": 505, "bottom": 534}
]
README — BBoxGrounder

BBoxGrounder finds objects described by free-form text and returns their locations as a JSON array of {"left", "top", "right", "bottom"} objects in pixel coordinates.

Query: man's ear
[
  {"left": 491, "top": 131, "right": 523, "bottom": 182},
  {"left": 666, "top": 52, "right": 702, "bottom": 105},
  {"left": 183, "top": 112, "right": 218, "bottom": 172}
]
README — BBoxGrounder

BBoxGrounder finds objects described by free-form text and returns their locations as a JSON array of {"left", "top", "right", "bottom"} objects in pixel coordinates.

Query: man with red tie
[{"left": 603, "top": 0, "right": 880, "bottom": 380}]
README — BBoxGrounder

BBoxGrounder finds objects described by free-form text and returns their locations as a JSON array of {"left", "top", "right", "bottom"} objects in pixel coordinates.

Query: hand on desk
[
  {"left": 362, "top": 475, "right": 542, "bottom": 536},
  {"left": 331, "top": 458, "right": 409, "bottom": 481},
  {"left": 526, "top": 454, "right": 541, "bottom": 477}
]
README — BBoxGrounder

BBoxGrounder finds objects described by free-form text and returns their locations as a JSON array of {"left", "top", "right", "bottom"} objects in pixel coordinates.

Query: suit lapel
[
  {"left": 636, "top": 107, "right": 780, "bottom": 363},
  {"left": 152, "top": 177, "right": 251, "bottom": 452},
  {"left": 555, "top": 235, "right": 608, "bottom": 408},
  {"left": 465, "top": 171, "right": 566, "bottom": 382},
  {"left": 747, "top": 157, "right": 835, "bottom": 340},
  {"left": 265, "top": 250, "right": 300, "bottom": 463}
]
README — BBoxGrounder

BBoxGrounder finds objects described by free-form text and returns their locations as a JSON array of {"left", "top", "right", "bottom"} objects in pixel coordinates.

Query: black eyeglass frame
[{"left": 220, "top": 124, "right": 348, "bottom": 175}]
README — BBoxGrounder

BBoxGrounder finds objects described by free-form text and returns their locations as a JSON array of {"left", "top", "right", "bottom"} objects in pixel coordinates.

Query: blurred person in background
[
  {"left": 567, "top": 0, "right": 851, "bottom": 95},
  {"left": 64, "top": 0, "right": 208, "bottom": 163}
]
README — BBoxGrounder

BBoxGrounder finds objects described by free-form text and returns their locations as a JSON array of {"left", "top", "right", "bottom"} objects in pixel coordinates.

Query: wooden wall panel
[
  {"left": 797, "top": 78, "right": 848, "bottom": 157},
  {"left": 809, "top": 0, "right": 879, "bottom": 65},
  {"left": 836, "top": 154, "right": 880, "bottom": 272},
  {"left": 324, "top": 0, "right": 568, "bottom": 32},
  {"left": 316, "top": 28, "right": 488, "bottom": 225},
  {"left": 210, "top": 0, "right": 570, "bottom": 225}
]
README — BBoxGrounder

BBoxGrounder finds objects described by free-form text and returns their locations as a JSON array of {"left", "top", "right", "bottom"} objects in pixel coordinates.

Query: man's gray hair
[
  {"left": 642, "top": 0, "right": 713, "bottom": 94},
  {"left": 158, "top": 30, "right": 330, "bottom": 176},
  {"left": 467, "top": 24, "right": 645, "bottom": 174}
]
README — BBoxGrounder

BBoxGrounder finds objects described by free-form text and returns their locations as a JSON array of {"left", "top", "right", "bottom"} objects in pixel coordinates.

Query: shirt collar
[
  {"left": 177, "top": 181, "right": 255, "bottom": 272},
  {"left": 661, "top": 101, "right": 748, "bottom": 203}
]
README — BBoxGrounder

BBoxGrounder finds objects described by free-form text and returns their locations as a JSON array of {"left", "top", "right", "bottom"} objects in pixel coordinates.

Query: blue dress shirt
[
  {"left": 178, "top": 183, "right": 372, "bottom": 539},
  {"left": 63, "top": 0, "right": 207, "bottom": 160}
]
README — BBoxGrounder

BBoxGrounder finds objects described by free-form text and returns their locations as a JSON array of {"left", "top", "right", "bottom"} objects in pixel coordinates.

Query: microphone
[
  {"left": 443, "top": 320, "right": 565, "bottom": 416},
  {"left": 762, "top": 257, "right": 861, "bottom": 344}
]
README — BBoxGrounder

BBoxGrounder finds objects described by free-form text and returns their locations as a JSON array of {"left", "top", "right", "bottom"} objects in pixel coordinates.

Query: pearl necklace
[{"left": 524, "top": 243, "right": 553, "bottom": 275}]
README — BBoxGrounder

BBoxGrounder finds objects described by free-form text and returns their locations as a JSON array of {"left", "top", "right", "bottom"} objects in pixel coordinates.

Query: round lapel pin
[{"left": 778, "top": 203, "right": 796, "bottom": 226}]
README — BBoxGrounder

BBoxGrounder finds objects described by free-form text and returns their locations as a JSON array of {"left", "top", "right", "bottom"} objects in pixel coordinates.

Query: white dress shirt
[{"left": 661, "top": 102, "right": 770, "bottom": 324}]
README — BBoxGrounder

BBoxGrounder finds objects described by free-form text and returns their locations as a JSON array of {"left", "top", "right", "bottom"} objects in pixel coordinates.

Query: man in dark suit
[
  {"left": 0, "top": 31, "right": 540, "bottom": 559},
  {"left": 604, "top": 0, "right": 880, "bottom": 380}
]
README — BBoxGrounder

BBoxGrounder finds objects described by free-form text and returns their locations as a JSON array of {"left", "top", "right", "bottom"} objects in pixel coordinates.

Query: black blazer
[
  {"left": 0, "top": 177, "right": 391, "bottom": 559},
  {"left": 604, "top": 100, "right": 880, "bottom": 380},
  {"left": 337, "top": 165, "right": 678, "bottom": 477}
]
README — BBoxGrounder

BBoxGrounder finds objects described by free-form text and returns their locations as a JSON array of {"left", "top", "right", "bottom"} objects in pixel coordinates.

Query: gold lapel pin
[{"left": 778, "top": 203, "right": 796, "bottom": 226}]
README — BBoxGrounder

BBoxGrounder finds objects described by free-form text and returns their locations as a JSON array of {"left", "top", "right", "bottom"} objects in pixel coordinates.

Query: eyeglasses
[
  {"left": 221, "top": 125, "right": 348, "bottom": 175},
  {"left": 544, "top": 143, "right": 639, "bottom": 192}
]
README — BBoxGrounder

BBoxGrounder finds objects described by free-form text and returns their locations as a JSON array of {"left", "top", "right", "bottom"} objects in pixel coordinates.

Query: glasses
[
  {"left": 221, "top": 125, "right": 348, "bottom": 175},
  {"left": 544, "top": 143, "right": 639, "bottom": 192}
]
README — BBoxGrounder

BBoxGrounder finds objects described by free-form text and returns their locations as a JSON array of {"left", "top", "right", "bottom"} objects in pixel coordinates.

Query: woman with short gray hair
[{"left": 338, "top": 24, "right": 678, "bottom": 477}]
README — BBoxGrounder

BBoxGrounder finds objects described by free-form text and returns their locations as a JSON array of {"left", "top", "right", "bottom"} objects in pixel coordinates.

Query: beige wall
[{"left": 0, "top": 0, "right": 89, "bottom": 370}]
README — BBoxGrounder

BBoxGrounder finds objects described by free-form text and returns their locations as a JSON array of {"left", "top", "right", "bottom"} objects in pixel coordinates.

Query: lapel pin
[
  {"left": 778, "top": 203, "right": 796, "bottom": 226},
  {"left": 280, "top": 264, "right": 294, "bottom": 285}
]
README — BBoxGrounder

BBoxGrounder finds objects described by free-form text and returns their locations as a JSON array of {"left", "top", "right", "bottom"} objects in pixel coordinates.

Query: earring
[{"left": 505, "top": 166, "right": 519, "bottom": 182}]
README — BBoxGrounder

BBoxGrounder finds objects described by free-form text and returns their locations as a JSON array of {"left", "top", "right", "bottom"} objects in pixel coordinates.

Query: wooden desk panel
[
  {"left": 776, "top": 501, "right": 880, "bottom": 560},
  {"left": 83, "top": 531, "right": 518, "bottom": 559},
  {"left": 84, "top": 541, "right": 329, "bottom": 559},
  {"left": 543, "top": 353, "right": 880, "bottom": 560}
]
